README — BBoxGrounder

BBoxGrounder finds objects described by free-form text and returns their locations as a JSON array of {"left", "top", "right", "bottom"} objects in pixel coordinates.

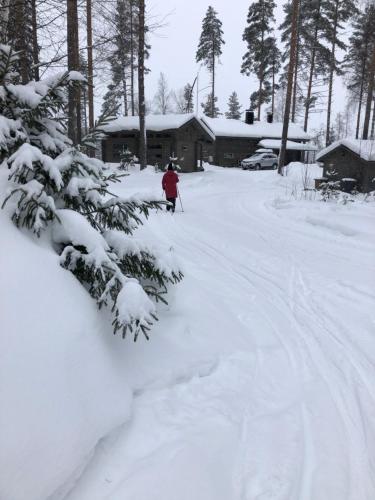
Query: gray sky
[{"left": 143, "top": 0, "right": 347, "bottom": 133}]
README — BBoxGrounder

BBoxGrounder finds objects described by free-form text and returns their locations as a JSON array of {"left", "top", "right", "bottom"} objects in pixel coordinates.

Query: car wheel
[
  {"left": 272, "top": 163, "right": 277, "bottom": 170},
  {"left": 255, "top": 164, "right": 261, "bottom": 170}
]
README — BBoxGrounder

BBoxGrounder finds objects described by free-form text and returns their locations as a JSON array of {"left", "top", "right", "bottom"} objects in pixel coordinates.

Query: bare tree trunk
[
  {"left": 67, "top": 0, "right": 81, "bottom": 145},
  {"left": 86, "top": 0, "right": 94, "bottom": 131},
  {"left": 130, "top": 0, "right": 135, "bottom": 116},
  {"left": 325, "top": 0, "right": 339, "bottom": 146},
  {"left": 123, "top": 74, "right": 128, "bottom": 116},
  {"left": 211, "top": 35, "right": 215, "bottom": 118},
  {"left": 258, "top": 23, "right": 265, "bottom": 120},
  {"left": 31, "top": 0, "right": 39, "bottom": 80},
  {"left": 303, "top": 0, "right": 321, "bottom": 132},
  {"left": 138, "top": 0, "right": 147, "bottom": 169},
  {"left": 82, "top": 87, "right": 88, "bottom": 135},
  {"left": 355, "top": 61, "right": 366, "bottom": 139},
  {"left": 0, "top": 0, "right": 10, "bottom": 42},
  {"left": 11, "top": 0, "right": 29, "bottom": 83},
  {"left": 291, "top": 16, "right": 300, "bottom": 123},
  {"left": 271, "top": 58, "right": 275, "bottom": 115},
  {"left": 363, "top": 44, "right": 375, "bottom": 139},
  {"left": 370, "top": 98, "right": 375, "bottom": 138},
  {"left": 278, "top": 0, "right": 299, "bottom": 174}
]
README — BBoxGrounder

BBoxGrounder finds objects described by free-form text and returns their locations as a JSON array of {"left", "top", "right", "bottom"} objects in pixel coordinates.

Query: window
[{"left": 224, "top": 152, "right": 235, "bottom": 159}]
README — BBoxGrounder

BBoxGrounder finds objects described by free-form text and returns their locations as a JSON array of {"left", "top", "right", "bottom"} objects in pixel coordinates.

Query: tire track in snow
[{"left": 166, "top": 181, "right": 375, "bottom": 499}]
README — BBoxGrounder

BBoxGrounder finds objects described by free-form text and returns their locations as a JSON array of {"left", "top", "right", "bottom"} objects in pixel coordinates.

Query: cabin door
[{"left": 179, "top": 142, "right": 196, "bottom": 172}]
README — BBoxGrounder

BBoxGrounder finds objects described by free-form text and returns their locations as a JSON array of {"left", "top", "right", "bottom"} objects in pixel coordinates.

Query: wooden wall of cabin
[
  {"left": 214, "top": 138, "right": 259, "bottom": 167},
  {"left": 321, "top": 147, "right": 368, "bottom": 191},
  {"left": 175, "top": 121, "right": 214, "bottom": 172}
]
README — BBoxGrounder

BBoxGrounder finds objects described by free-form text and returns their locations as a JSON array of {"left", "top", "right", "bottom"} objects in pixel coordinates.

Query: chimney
[
  {"left": 245, "top": 109, "right": 254, "bottom": 125},
  {"left": 267, "top": 112, "right": 273, "bottom": 124}
]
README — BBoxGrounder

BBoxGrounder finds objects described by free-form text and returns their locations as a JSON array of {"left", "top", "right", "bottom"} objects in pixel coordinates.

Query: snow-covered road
[{"left": 66, "top": 164, "right": 375, "bottom": 500}]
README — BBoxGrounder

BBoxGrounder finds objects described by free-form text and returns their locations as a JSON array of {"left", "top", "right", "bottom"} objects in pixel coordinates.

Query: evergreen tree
[
  {"left": 170, "top": 84, "right": 194, "bottom": 114},
  {"left": 225, "top": 91, "right": 242, "bottom": 119},
  {"left": 344, "top": 3, "right": 375, "bottom": 138},
  {"left": 196, "top": 6, "right": 225, "bottom": 118},
  {"left": 6, "top": 0, "right": 34, "bottom": 83},
  {"left": 250, "top": 81, "right": 272, "bottom": 113},
  {"left": 100, "top": 83, "right": 122, "bottom": 119},
  {"left": 201, "top": 93, "right": 220, "bottom": 118},
  {"left": 0, "top": 45, "right": 182, "bottom": 340},
  {"left": 322, "top": 0, "right": 358, "bottom": 145},
  {"left": 241, "top": 0, "right": 279, "bottom": 120},
  {"left": 279, "top": 0, "right": 331, "bottom": 125},
  {"left": 183, "top": 83, "right": 194, "bottom": 113}
]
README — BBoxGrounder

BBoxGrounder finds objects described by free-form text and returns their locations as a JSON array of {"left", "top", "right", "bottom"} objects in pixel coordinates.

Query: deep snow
[
  {"left": 1, "top": 163, "right": 375, "bottom": 500},
  {"left": 66, "top": 163, "right": 375, "bottom": 500}
]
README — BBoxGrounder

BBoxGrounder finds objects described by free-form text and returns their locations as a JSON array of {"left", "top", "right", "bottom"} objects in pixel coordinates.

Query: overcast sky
[{"left": 139, "top": 0, "right": 347, "bottom": 133}]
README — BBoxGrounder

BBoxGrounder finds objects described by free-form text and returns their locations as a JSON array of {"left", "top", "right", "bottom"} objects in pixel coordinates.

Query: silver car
[{"left": 241, "top": 153, "right": 278, "bottom": 170}]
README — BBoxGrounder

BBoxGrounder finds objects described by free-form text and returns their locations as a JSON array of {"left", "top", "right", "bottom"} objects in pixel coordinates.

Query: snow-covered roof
[
  {"left": 316, "top": 139, "right": 375, "bottom": 162},
  {"left": 101, "top": 113, "right": 215, "bottom": 140},
  {"left": 258, "top": 139, "right": 317, "bottom": 151},
  {"left": 201, "top": 116, "right": 311, "bottom": 141}
]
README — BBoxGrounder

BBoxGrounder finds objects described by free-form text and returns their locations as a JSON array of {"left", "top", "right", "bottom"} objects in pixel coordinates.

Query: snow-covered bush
[{"left": 0, "top": 45, "right": 182, "bottom": 340}]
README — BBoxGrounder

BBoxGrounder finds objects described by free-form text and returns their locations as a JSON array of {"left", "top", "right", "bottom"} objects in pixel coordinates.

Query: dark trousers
[{"left": 166, "top": 197, "right": 176, "bottom": 212}]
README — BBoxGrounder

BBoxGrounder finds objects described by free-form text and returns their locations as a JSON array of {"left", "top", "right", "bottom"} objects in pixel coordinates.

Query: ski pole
[{"left": 177, "top": 188, "right": 184, "bottom": 212}]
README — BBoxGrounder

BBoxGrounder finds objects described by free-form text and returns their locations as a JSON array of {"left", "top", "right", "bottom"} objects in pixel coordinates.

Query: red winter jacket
[{"left": 162, "top": 170, "right": 179, "bottom": 198}]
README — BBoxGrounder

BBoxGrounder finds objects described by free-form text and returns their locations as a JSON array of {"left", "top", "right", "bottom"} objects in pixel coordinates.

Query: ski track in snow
[{"left": 66, "top": 165, "right": 375, "bottom": 500}]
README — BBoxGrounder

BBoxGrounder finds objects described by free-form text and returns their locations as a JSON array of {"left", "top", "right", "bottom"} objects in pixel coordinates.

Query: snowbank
[{"left": 0, "top": 171, "right": 132, "bottom": 500}]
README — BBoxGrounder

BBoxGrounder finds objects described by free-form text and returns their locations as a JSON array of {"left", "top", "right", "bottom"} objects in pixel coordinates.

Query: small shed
[
  {"left": 201, "top": 117, "right": 311, "bottom": 167},
  {"left": 101, "top": 114, "right": 215, "bottom": 172},
  {"left": 316, "top": 139, "right": 375, "bottom": 193}
]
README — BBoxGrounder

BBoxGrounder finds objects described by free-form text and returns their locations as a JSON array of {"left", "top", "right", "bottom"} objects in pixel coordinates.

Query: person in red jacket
[{"left": 162, "top": 163, "right": 179, "bottom": 212}]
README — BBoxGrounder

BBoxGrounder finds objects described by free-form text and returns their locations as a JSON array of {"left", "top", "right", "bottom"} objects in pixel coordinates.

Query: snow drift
[{"left": 0, "top": 171, "right": 132, "bottom": 500}]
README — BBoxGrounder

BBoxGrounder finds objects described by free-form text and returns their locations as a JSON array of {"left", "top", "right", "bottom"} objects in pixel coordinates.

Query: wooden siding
[
  {"left": 102, "top": 118, "right": 214, "bottom": 172},
  {"left": 320, "top": 145, "right": 375, "bottom": 193},
  {"left": 214, "top": 137, "right": 259, "bottom": 167}
]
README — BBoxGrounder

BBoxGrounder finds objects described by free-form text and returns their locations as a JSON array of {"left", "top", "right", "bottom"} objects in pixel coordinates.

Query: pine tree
[
  {"left": 322, "top": 0, "right": 358, "bottom": 145},
  {"left": 196, "top": 6, "right": 225, "bottom": 118},
  {"left": 278, "top": 0, "right": 299, "bottom": 173},
  {"left": 241, "top": 0, "right": 279, "bottom": 120},
  {"left": 0, "top": 45, "right": 182, "bottom": 340},
  {"left": 302, "top": 0, "right": 331, "bottom": 131},
  {"left": 250, "top": 81, "right": 272, "bottom": 113},
  {"left": 100, "top": 83, "right": 122, "bottom": 119},
  {"left": 138, "top": 0, "right": 147, "bottom": 169},
  {"left": 344, "top": 3, "right": 375, "bottom": 139},
  {"left": 86, "top": 0, "right": 94, "bottom": 131},
  {"left": 201, "top": 93, "right": 220, "bottom": 118},
  {"left": 280, "top": 0, "right": 330, "bottom": 125},
  {"left": 67, "top": 0, "right": 81, "bottom": 145},
  {"left": 183, "top": 83, "right": 194, "bottom": 113},
  {"left": 5, "top": 0, "right": 34, "bottom": 83},
  {"left": 225, "top": 91, "right": 242, "bottom": 119}
]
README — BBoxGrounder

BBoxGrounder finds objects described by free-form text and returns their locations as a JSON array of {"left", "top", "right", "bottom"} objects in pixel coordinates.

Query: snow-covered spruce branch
[
  {"left": 1, "top": 180, "right": 58, "bottom": 235},
  {"left": 0, "top": 43, "right": 182, "bottom": 339},
  {"left": 54, "top": 210, "right": 179, "bottom": 340}
]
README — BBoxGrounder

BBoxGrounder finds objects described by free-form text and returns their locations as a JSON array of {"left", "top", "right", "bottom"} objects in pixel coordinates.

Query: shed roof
[
  {"left": 101, "top": 113, "right": 215, "bottom": 140},
  {"left": 201, "top": 116, "right": 311, "bottom": 140},
  {"left": 258, "top": 139, "right": 317, "bottom": 151},
  {"left": 316, "top": 139, "right": 375, "bottom": 162}
]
